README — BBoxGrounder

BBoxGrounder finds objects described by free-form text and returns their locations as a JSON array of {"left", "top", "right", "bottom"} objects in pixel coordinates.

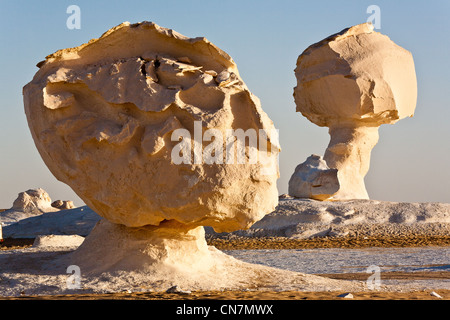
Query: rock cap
[{"left": 294, "top": 22, "right": 417, "bottom": 128}]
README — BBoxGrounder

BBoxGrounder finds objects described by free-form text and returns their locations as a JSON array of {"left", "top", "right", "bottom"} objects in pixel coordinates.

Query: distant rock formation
[
  {"left": 291, "top": 22, "right": 417, "bottom": 200},
  {"left": 51, "top": 200, "right": 75, "bottom": 210},
  {"left": 3, "top": 206, "right": 100, "bottom": 238},
  {"left": 11, "top": 188, "right": 56, "bottom": 214},
  {"left": 0, "top": 188, "right": 76, "bottom": 226}
]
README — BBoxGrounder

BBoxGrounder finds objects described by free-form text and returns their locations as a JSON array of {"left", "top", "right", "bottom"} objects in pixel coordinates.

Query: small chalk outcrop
[
  {"left": 291, "top": 23, "right": 417, "bottom": 200},
  {"left": 288, "top": 154, "right": 339, "bottom": 200},
  {"left": 0, "top": 188, "right": 78, "bottom": 227},
  {"left": 51, "top": 200, "right": 75, "bottom": 210},
  {"left": 1, "top": 188, "right": 58, "bottom": 226},
  {"left": 11, "top": 188, "right": 56, "bottom": 214}
]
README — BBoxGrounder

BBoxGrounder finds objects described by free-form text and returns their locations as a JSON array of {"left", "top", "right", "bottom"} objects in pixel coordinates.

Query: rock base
[{"left": 62, "top": 219, "right": 364, "bottom": 292}]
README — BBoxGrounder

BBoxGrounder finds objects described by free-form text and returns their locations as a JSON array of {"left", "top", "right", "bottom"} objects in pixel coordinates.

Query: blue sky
[{"left": 0, "top": 0, "right": 449, "bottom": 208}]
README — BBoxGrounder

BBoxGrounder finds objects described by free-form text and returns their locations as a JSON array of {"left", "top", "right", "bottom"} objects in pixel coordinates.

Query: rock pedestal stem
[{"left": 324, "top": 125, "right": 379, "bottom": 200}]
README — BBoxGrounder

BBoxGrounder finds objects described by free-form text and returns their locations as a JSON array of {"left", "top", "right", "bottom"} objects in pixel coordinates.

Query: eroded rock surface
[
  {"left": 1, "top": 188, "right": 65, "bottom": 226},
  {"left": 288, "top": 154, "right": 339, "bottom": 200},
  {"left": 23, "top": 21, "right": 280, "bottom": 232},
  {"left": 11, "top": 188, "right": 56, "bottom": 214}
]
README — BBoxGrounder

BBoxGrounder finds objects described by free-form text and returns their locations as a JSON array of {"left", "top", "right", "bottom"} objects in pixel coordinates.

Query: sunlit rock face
[
  {"left": 293, "top": 23, "right": 417, "bottom": 200},
  {"left": 23, "top": 21, "right": 280, "bottom": 232}
]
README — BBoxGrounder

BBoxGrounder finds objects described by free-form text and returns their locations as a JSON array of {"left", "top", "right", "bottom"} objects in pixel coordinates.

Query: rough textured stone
[
  {"left": 11, "top": 188, "right": 56, "bottom": 214},
  {"left": 293, "top": 22, "right": 417, "bottom": 200},
  {"left": 288, "top": 154, "right": 339, "bottom": 200},
  {"left": 21, "top": 21, "right": 287, "bottom": 289},
  {"left": 23, "top": 21, "right": 280, "bottom": 232},
  {"left": 51, "top": 200, "right": 75, "bottom": 210}
]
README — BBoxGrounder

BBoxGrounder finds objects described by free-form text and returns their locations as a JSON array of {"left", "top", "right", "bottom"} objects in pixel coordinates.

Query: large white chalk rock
[
  {"left": 23, "top": 21, "right": 280, "bottom": 232},
  {"left": 293, "top": 23, "right": 417, "bottom": 200},
  {"left": 288, "top": 154, "right": 339, "bottom": 200},
  {"left": 51, "top": 200, "right": 75, "bottom": 210}
]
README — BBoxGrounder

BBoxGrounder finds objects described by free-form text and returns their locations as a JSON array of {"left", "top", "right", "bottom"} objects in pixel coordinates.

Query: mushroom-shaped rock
[
  {"left": 294, "top": 23, "right": 417, "bottom": 200},
  {"left": 51, "top": 200, "right": 76, "bottom": 210},
  {"left": 23, "top": 21, "right": 280, "bottom": 279},
  {"left": 288, "top": 154, "right": 339, "bottom": 200},
  {"left": 23, "top": 21, "right": 279, "bottom": 232}
]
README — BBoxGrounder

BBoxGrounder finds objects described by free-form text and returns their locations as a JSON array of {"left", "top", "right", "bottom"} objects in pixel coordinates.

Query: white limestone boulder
[
  {"left": 11, "top": 188, "right": 55, "bottom": 214},
  {"left": 51, "top": 200, "right": 75, "bottom": 210},
  {"left": 0, "top": 188, "right": 62, "bottom": 226},
  {"left": 288, "top": 154, "right": 339, "bottom": 200}
]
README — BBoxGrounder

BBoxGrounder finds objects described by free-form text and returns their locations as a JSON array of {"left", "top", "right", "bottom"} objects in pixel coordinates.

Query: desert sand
[
  {"left": 1, "top": 196, "right": 449, "bottom": 300},
  {"left": 1, "top": 236, "right": 448, "bottom": 300},
  {"left": 7, "top": 289, "right": 450, "bottom": 301}
]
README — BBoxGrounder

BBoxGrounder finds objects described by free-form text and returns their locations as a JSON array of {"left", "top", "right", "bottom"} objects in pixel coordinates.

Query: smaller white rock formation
[
  {"left": 0, "top": 188, "right": 77, "bottom": 227},
  {"left": 292, "top": 22, "right": 417, "bottom": 200},
  {"left": 2, "top": 206, "right": 100, "bottom": 238},
  {"left": 51, "top": 200, "right": 75, "bottom": 210},
  {"left": 288, "top": 154, "right": 339, "bottom": 200},
  {"left": 11, "top": 188, "right": 57, "bottom": 214}
]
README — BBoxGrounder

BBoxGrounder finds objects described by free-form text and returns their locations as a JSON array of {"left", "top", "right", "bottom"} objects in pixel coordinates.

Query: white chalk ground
[
  {"left": 0, "top": 236, "right": 448, "bottom": 297},
  {"left": 3, "top": 198, "right": 450, "bottom": 239},
  {"left": 209, "top": 198, "right": 450, "bottom": 239},
  {"left": 1, "top": 199, "right": 449, "bottom": 297},
  {"left": 0, "top": 237, "right": 366, "bottom": 297}
]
